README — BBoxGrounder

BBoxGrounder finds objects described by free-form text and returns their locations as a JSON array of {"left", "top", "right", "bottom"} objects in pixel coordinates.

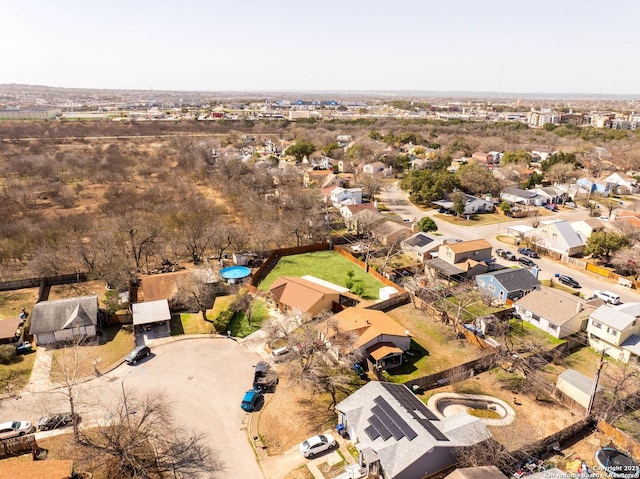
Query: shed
[
  {"left": 0, "top": 317, "right": 21, "bottom": 344},
  {"left": 132, "top": 299, "right": 171, "bottom": 336},
  {"left": 379, "top": 286, "right": 399, "bottom": 301},
  {"left": 556, "top": 369, "right": 602, "bottom": 409}
]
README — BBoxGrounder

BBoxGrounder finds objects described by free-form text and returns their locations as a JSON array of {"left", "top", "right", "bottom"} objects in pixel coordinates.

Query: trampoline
[
  {"left": 595, "top": 448, "right": 639, "bottom": 478},
  {"left": 219, "top": 266, "right": 251, "bottom": 281}
]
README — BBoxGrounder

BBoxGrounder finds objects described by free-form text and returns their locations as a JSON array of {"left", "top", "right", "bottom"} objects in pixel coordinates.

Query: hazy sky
[{"left": 2, "top": 0, "right": 638, "bottom": 94}]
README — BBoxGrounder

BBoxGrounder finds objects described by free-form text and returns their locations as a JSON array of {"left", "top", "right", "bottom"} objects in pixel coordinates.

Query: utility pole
[
  {"left": 586, "top": 348, "right": 607, "bottom": 418},
  {"left": 121, "top": 370, "right": 134, "bottom": 426}
]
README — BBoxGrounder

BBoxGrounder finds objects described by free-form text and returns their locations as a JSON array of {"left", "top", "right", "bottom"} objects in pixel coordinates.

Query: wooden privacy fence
[
  {"left": 0, "top": 434, "right": 37, "bottom": 459},
  {"left": 597, "top": 420, "right": 640, "bottom": 459},
  {"left": 403, "top": 353, "right": 498, "bottom": 392}
]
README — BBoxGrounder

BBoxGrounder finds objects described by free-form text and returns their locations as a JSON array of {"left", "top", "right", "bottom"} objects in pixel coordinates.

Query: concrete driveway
[{"left": 0, "top": 337, "right": 265, "bottom": 479}]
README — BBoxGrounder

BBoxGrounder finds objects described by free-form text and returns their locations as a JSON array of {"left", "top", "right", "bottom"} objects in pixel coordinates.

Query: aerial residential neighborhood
[{"left": 2, "top": 3, "right": 640, "bottom": 478}]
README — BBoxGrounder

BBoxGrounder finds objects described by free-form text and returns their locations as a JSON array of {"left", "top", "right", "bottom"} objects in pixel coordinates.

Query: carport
[{"left": 132, "top": 300, "right": 171, "bottom": 345}]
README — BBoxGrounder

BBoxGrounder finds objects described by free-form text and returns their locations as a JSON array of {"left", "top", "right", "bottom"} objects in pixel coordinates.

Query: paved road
[
  {"left": 380, "top": 181, "right": 640, "bottom": 304},
  {"left": 0, "top": 337, "right": 264, "bottom": 479}
]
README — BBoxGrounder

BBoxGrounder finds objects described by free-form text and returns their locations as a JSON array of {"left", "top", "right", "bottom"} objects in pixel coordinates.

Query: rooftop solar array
[
  {"left": 380, "top": 382, "right": 449, "bottom": 442},
  {"left": 405, "top": 234, "right": 434, "bottom": 248}
]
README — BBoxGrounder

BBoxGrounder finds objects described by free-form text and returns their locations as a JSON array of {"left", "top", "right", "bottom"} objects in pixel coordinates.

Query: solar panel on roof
[
  {"left": 372, "top": 405, "right": 405, "bottom": 440},
  {"left": 379, "top": 383, "right": 449, "bottom": 441},
  {"left": 364, "top": 425, "right": 380, "bottom": 441},
  {"left": 373, "top": 397, "right": 418, "bottom": 441},
  {"left": 417, "top": 418, "right": 449, "bottom": 442},
  {"left": 381, "top": 382, "right": 439, "bottom": 420},
  {"left": 368, "top": 415, "right": 393, "bottom": 440}
]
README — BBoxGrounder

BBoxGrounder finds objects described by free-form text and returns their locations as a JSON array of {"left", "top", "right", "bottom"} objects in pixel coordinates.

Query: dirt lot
[
  {"left": 0, "top": 288, "right": 39, "bottom": 318},
  {"left": 258, "top": 375, "right": 338, "bottom": 454}
]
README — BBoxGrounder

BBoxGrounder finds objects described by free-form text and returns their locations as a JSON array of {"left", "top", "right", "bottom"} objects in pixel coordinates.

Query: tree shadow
[
  {"left": 169, "top": 314, "right": 185, "bottom": 336},
  {"left": 385, "top": 340, "right": 429, "bottom": 377}
]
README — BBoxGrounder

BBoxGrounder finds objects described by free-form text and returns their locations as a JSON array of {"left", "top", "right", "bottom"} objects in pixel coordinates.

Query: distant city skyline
[{"left": 3, "top": 0, "right": 639, "bottom": 95}]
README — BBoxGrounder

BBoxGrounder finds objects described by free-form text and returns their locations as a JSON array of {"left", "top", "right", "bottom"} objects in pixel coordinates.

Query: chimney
[{"left": 576, "top": 302, "right": 583, "bottom": 314}]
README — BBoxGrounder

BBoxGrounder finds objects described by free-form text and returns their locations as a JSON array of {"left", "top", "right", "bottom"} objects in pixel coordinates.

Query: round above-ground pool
[
  {"left": 219, "top": 266, "right": 251, "bottom": 282},
  {"left": 595, "top": 448, "right": 640, "bottom": 478},
  {"left": 427, "top": 393, "right": 515, "bottom": 426}
]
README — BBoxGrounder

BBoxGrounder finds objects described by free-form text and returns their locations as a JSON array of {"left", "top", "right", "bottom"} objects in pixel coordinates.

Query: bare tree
[
  {"left": 49, "top": 339, "right": 87, "bottom": 443},
  {"left": 175, "top": 269, "right": 219, "bottom": 321},
  {"left": 79, "top": 391, "right": 220, "bottom": 478}
]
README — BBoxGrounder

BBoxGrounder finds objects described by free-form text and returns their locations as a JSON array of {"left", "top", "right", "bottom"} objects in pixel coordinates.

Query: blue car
[{"left": 241, "top": 389, "right": 263, "bottom": 412}]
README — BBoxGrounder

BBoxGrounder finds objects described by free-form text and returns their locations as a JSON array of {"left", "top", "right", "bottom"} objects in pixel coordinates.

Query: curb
[{"left": 4, "top": 334, "right": 236, "bottom": 399}]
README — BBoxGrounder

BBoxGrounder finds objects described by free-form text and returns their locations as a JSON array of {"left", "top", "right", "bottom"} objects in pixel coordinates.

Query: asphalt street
[
  {"left": 380, "top": 181, "right": 640, "bottom": 304},
  {"left": 0, "top": 337, "right": 264, "bottom": 479}
]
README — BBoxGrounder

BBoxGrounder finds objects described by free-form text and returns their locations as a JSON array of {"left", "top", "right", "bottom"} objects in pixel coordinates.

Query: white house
[
  {"left": 432, "top": 194, "right": 494, "bottom": 215},
  {"left": 527, "top": 220, "right": 586, "bottom": 257},
  {"left": 587, "top": 303, "right": 640, "bottom": 363},
  {"left": 500, "top": 186, "right": 546, "bottom": 206},
  {"left": 602, "top": 172, "right": 639, "bottom": 194},
  {"left": 514, "top": 288, "right": 599, "bottom": 338},
  {"left": 330, "top": 187, "right": 363, "bottom": 207},
  {"left": 571, "top": 219, "right": 605, "bottom": 239},
  {"left": 401, "top": 232, "right": 444, "bottom": 262},
  {"left": 362, "top": 162, "right": 387, "bottom": 175}
]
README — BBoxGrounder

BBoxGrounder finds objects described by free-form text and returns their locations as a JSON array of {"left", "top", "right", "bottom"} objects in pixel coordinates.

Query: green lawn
[
  {"left": 228, "top": 298, "right": 270, "bottom": 337},
  {"left": 509, "top": 319, "right": 565, "bottom": 347},
  {"left": 51, "top": 324, "right": 134, "bottom": 378},
  {"left": 0, "top": 352, "right": 37, "bottom": 390},
  {"left": 258, "top": 251, "right": 384, "bottom": 300},
  {"left": 173, "top": 312, "right": 213, "bottom": 335}
]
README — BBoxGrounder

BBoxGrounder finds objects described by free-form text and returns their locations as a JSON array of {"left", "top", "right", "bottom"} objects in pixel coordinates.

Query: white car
[
  {"left": 0, "top": 421, "right": 35, "bottom": 440},
  {"left": 593, "top": 290, "right": 621, "bottom": 305},
  {"left": 299, "top": 434, "right": 337, "bottom": 458}
]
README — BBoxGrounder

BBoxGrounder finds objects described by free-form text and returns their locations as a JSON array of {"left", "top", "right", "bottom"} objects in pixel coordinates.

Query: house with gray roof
[
  {"left": 500, "top": 186, "right": 546, "bottom": 206},
  {"left": 475, "top": 267, "right": 541, "bottom": 304},
  {"left": 527, "top": 219, "right": 586, "bottom": 257},
  {"left": 29, "top": 295, "right": 99, "bottom": 346},
  {"left": 514, "top": 288, "right": 599, "bottom": 338},
  {"left": 401, "top": 232, "right": 444, "bottom": 262},
  {"left": 432, "top": 194, "right": 494, "bottom": 216},
  {"left": 336, "top": 381, "right": 491, "bottom": 479},
  {"left": 587, "top": 303, "right": 640, "bottom": 363}
]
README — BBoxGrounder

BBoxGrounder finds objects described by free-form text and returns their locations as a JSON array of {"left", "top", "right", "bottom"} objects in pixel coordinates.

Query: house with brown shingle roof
[
  {"left": 269, "top": 276, "right": 349, "bottom": 317},
  {"left": 331, "top": 307, "right": 411, "bottom": 370},
  {"left": 425, "top": 239, "right": 493, "bottom": 279}
]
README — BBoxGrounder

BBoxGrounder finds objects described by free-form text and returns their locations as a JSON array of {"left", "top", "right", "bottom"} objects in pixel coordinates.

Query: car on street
[
  {"left": 593, "top": 290, "right": 621, "bottom": 304},
  {"left": 240, "top": 389, "right": 263, "bottom": 412},
  {"left": 37, "top": 413, "right": 80, "bottom": 431},
  {"left": 599, "top": 216, "right": 610, "bottom": 221},
  {"left": 518, "top": 257, "right": 537, "bottom": 268},
  {"left": 517, "top": 247, "right": 539, "bottom": 258},
  {"left": 496, "top": 249, "right": 517, "bottom": 261},
  {"left": 125, "top": 345, "right": 151, "bottom": 365},
  {"left": 299, "top": 434, "right": 337, "bottom": 458},
  {"left": 0, "top": 421, "right": 35, "bottom": 440},
  {"left": 252, "top": 361, "right": 277, "bottom": 393},
  {"left": 557, "top": 275, "right": 581, "bottom": 288}
]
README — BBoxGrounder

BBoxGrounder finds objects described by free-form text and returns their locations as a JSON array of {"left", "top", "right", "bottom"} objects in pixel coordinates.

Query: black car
[
  {"left": 253, "top": 361, "right": 278, "bottom": 393},
  {"left": 37, "top": 413, "right": 79, "bottom": 431},
  {"left": 125, "top": 345, "right": 151, "bottom": 365},
  {"left": 557, "top": 275, "right": 581, "bottom": 288},
  {"left": 519, "top": 257, "right": 537, "bottom": 268}
]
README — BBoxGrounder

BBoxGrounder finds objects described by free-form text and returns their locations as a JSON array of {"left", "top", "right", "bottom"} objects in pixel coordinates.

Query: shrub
[
  {"left": 0, "top": 345, "right": 17, "bottom": 365},
  {"left": 213, "top": 310, "right": 234, "bottom": 333}
]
